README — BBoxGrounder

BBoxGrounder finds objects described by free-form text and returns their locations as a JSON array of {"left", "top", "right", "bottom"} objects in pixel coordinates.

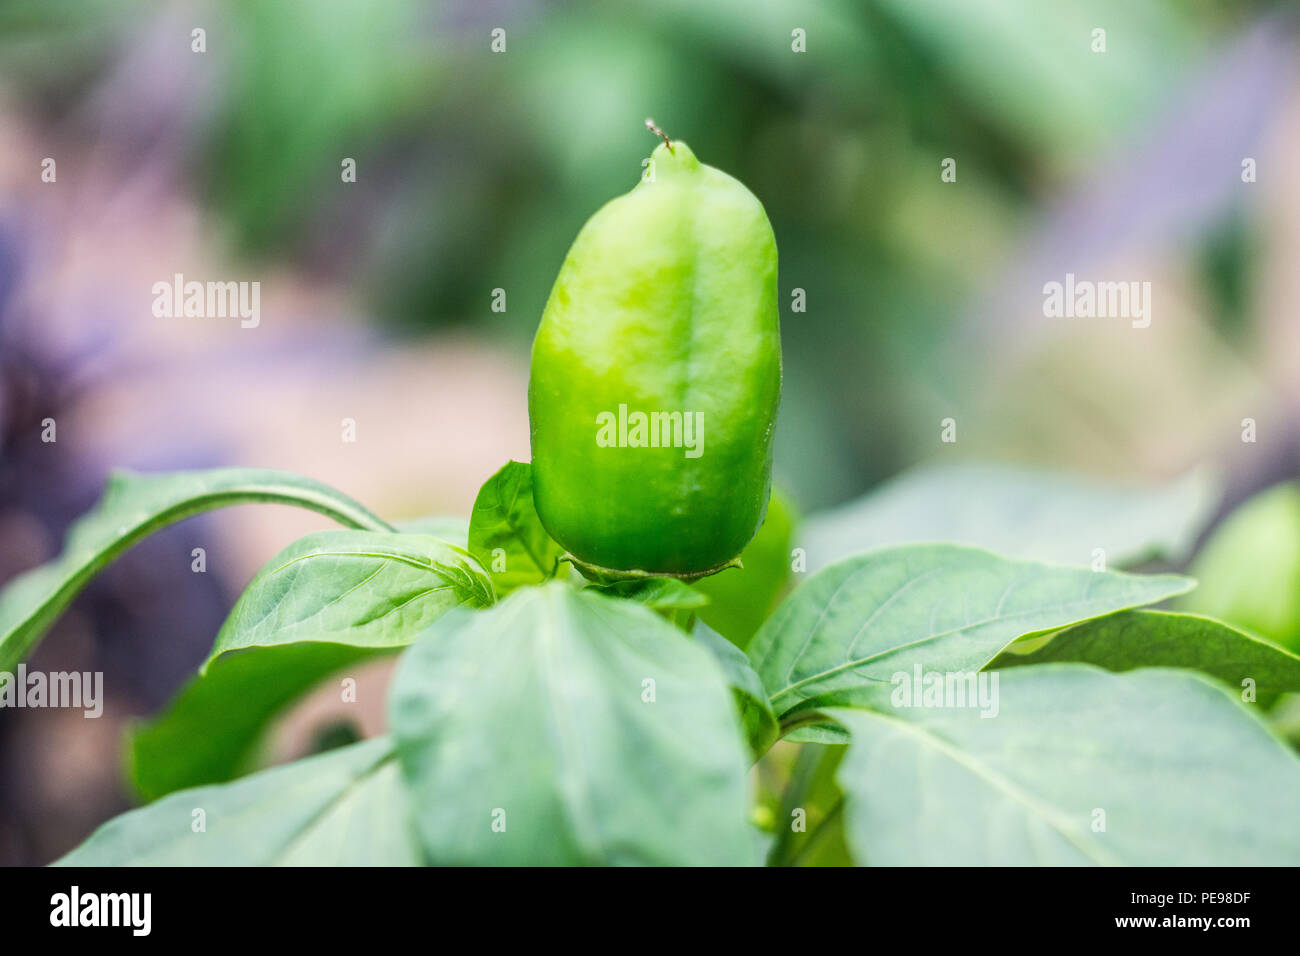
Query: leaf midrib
[
  {"left": 844, "top": 709, "right": 1124, "bottom": 866},
  {"left": 534, "top": 590, "right": 603, "bottom": 863},
  {"left": 498, "top": 475, "right": 553, "bottom": 576},
  {"left": 770, "top": 594, "right": 1150, "bottom": 712},
  {"left": 269, "top": 746, "right": 398, "bottom": 865}
]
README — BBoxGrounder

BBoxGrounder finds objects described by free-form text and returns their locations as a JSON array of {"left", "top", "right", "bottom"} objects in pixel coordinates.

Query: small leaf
[
  {"left": 990, "top": 609, "right": 1300, "bottom": 701},
  {"left": 59, "top": 738, "right": 421, "bottom": 865},
  {"left": 692, "top": 620, "right": 778, "bottom": 758},
  {"left": 209, "top": 530, "right": 493, "bottom": 664},
  {"left": 0, "top": 468, "right": 390, "bottom": 672},
  {"left": 831, "top": 666, "right": 1300, "bottom": 865},
  {"left": 467, "top": 461, "right": 565, "bottom": 595},
  {"left": 389, "top": 584, "right": 755, "bottom": 865},
  {"left": 749, "top": 543, "right": 1193, "bottom": 720}
]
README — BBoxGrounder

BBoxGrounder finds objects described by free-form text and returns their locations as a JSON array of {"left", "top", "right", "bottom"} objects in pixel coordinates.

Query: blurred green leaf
[
  {"left": 832, "top": 666, "right": 1300, "bottom": 864},
  {"left": 61, "top": 738, "right": 420, "bottom": 865},
  {"left": 211, "top": 0, "right": 437, "bottom": 252},
  {"left": 804, "top": 462, "right": 1219, "bottom": 572},
  {"left": 1180, "top": 482, "right": 1300, "bottom": 652},
  {"left": 872, "top": 0, "right": 1195, "bottom": 155},
  {"left": 128, "top": 642, "right": 384, "bottom": 802}
]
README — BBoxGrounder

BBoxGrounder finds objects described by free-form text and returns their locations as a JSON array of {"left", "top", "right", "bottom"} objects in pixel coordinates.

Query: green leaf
[
  {"left": 1272, "top": 694, "right": 1300, "bottom": 749},
  {"left": 831, "top": 666, "right": 1300, "bottom": 865},
  {"left": 129, "top": 529, "right": 491, "bottom": 801},
  {"left": 0, "top": 468, "right": 391, "bottom": 672},
  {"left": 208, "top": 530, "right": 493, "bottom": 664},
  {"left": 990, "top": 610, "right": 1300, "bottom": 701},
  {"left": 803, "top": 463, "right": 1218, "bottom": 573},
  {"left": 587, "top": 577, "right": 708, "bottom": 610},
  {"left": 782, "top": 723, "right": 850, "bottom": 745},
  {"left": 692, "top": 620, "right": 778, "bottom": 758},
  {"left": 127, "top": 642, "right": 385, "bottom": 802},
  {"left": 467, "top": 461, "right": 565, "bottom": 595},
  {"left": 873, "top": 0, "right": 1194, "bottom": 154},
  {"left": 695, "top": 488, "right": 797, "bottom": 650},
  {"left": 389, "top": 583, "right": 755, "bottom": 865},
  {"left": 1178, "top": 481, "right": 1300, "bottom": 652},
  {"left": 750, "top": 543, "right": 1193, "bottom": 720},
  {"left": 58, "top": 738, "right": 421, "bottom": 865}
]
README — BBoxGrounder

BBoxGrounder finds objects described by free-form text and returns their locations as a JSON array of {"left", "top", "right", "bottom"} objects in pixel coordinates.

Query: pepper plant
[{"left": 4, "top": 138, "right": 1300, "bottom": 866}]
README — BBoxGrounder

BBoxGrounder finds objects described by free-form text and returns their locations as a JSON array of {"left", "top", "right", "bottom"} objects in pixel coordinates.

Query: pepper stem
[{"left": 644, "top": 118, "right": 673, "bottom": 153}]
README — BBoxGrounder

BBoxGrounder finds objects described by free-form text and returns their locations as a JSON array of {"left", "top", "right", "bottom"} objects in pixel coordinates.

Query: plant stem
[{"left": 786, "top": 797, "right": 846, "bottom": 867}]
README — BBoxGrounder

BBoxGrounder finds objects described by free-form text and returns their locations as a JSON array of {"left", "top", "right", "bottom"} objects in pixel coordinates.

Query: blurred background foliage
[
  {"left": 3, "top": 0, "right": 1297, "bottom": 502},
  {"left": 1, "top": 0, "right": 1298, "bottom": 863}
]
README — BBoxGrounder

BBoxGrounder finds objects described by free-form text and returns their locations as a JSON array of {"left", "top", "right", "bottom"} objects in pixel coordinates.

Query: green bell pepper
[{"left": 529, "top": 137, "right": 782, "bottom": 575}]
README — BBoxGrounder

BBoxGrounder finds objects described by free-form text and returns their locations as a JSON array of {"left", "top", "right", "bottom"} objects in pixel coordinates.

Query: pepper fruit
[{"left": 529, "top": 134, "right": 781, "bottom": 575}]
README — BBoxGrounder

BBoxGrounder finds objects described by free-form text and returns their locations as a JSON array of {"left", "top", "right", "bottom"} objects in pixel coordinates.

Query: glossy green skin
[{"left": 529, "top": 141, "right": 781, "bottom": 574}]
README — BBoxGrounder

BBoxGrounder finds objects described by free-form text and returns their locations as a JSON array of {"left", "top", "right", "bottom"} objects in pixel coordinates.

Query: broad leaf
[
  {"left": 0, "top": 468, "right": 391, "bottom": 672},
  {"left": 209, "top": 530, "right": 493, "bottom": 664},
  {"left": 692, "top": 620, "right": 778, "bottom": 758},
  {"left": 802, "top": 462, "right": 1217, "bottom": 573},
  {"left": 128, "top": 642, "right": 384, "bottom": 802},
  {"left": 750, "top": 543, "right": 1193, "bottom": 720},
  {"left": 389, "top": 583, "right": 755, "bottom": 865},
  {"left": 991, "top": 610, "right": 1300, "bottom": 701},
  {"left": 832, "top": 666, "right": 1300, "bottom": 865},
  {"left": 467, "top": 461, "right": 564, "bottom": 595},
  {"left": 129, "top": 530, "right": 491, "bottom": 800},
  {"left": 59, "top": 738, "right": 420, "bottom": 865}
]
